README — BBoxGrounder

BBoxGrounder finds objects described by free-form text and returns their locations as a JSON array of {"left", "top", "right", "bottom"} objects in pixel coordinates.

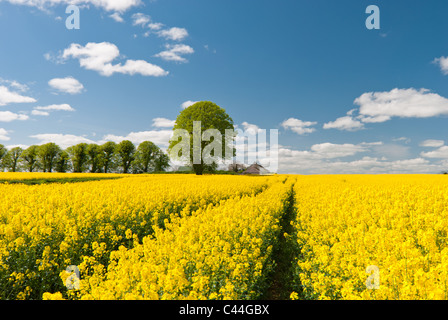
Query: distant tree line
[{"left": 0, "top": 140, "right": 170, "bottom": 174}]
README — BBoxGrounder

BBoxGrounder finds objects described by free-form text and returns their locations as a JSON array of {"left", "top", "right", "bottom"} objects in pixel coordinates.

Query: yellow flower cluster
[
  {"left": 73, "top": 176, "right": 295, "bottom": 300},
  {"left": 0, "top": 173, "right": 276, "bottom": 300},
  {"left": 293, "top": 175, "right": 448, "bottom": 300},
  {"left": 12, "top": 172, "right": 446, "bottom": 301}
]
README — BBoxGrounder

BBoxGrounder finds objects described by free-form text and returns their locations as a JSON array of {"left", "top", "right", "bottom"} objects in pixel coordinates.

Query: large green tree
[
  {"left": 3, "top": 147, "right": 23, "bottom": 172},
  {"left": 55, "top": 150, "right": 70, "bottom": 173},
  {"left": 100, "top": 141, "right": 117, "bottom": 173},
  {"left": 0, "top": 144, "right": 7, "bottom": 170},
  {"left": 21, "top": 145, "right": 40, "bottom": 172},
  {"left": 67, "top": 143, "right": 88, "bottom": 173},
  {"left": 86, "top": 144, "right": 101, "bottom": 173},
  {"left": 116, "top": 140, "right": 136, "bottom": 173},
  {"left": 134, "top": 141, "right": 159, "bottom": 173},
  {"left": 168, "top": 101, "right": 235, "bottom": 175},
  {"left": 153, "top": 149, "right": 170, "bottom": 172},
  {"left": 38, "top": 143, "right": 61, "bottom": 172}
]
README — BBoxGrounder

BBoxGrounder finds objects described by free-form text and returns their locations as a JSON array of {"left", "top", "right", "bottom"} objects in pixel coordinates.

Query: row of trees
[
  {"left": 0, "top": 101, "right": 236, "bottom": 175},
  {"left": 0, "top": 140, "right": 170, "bottom": 174}
]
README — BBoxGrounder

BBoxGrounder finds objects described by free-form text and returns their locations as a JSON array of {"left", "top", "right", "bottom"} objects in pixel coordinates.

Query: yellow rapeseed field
[
  {"left": 0, "top": 173, "right": 280, "bottom": 299},
  {"left": 69, "top": 177, "right": 295, "bottom": 300},
  {"left": 2, "top": 173, "right": 448, "bottom": 300},
  {"left": 292, "top": 175, "right": 448, "bottom": 300}
]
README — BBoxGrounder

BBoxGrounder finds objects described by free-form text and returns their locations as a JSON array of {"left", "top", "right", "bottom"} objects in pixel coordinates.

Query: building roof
[{"left": 241, "top": 163, "right": 270, "bottom": 175}]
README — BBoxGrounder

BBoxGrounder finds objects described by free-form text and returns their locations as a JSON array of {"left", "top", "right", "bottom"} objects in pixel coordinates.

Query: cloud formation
[
  {"left": 420, "top": 139, "right": 444, "bottom": 148},
  {"left": 181, "top": 100, "right": 199, "bottom": 109},
  {"left": 3, "top": 0, "right": 142, "bottom": 13},
  {"left": 421, "top": 146, "right": 448, "bottom": 159},
  {"left": 0, "top": 85, "right": 36, "bottom": 106},
  {"left": 30, "top": 133, "right": 95, "bottom": 149},
  {"left": 0, "top": 111, "right": 29, "bottom": 122},
  {"left": 109, "top": 12, "right": 124, "bottom": 23},
  {"left": 157, "top": 27, "right": 189, "bottom": 41},
  {"left": 0, "top": 128, "right": 10, "bottom": 141},
  {"left": 278, "top": 144, "right": 444, "bottom": 174},
  {"left": 281, "top": 118, "right": 317, "bottom": 135},
  {"left": 154, "top": 44, "right": 194, "bottom": 63},
  {"left": 323, "top": 115, "right": 364, "bottom": 131},
  {"left": 35, "top": 104, "right": 75, "bottom": 111},
  {"left": 355, "top": 88, "right": 448, "bottom": 122},
  {"left": 152, "top": 117, "right": 175, "bottom": 128},
  {"left": 131, "top": 13, "right": 151, "bottom": 27},
  {"left": 433, "top": 56, "right": 448, "bottom": 75},
  {"left": 61, "top": 42, "right": 168, "bottom": 77},
  {"left": 102, "top": 130, "right": 173, "bottom": 146},
  {"left": 48, "top": 77, "right": 84, "bottom": 94},
  {"left": 324, "top": 88, "right": 448, "bottom": 131}
]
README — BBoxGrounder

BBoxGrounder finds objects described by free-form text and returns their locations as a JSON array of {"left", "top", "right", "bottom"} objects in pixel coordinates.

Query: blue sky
[{"left": 1, "top": 0, "right": 448, "bottom": 173}]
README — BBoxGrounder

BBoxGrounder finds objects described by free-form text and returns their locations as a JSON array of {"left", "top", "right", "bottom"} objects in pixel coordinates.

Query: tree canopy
[
  {"left": 0, "top": 140, "right": 171, "bottom": 174},
  {"left": 168, "top": 101, "right": 235, "bottom": 175}
]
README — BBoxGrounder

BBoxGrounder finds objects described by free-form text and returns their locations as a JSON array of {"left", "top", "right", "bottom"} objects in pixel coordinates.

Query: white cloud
[
  {"left": 359, "top": 141, "right": 383, "bottom": 146},
  {"left": 392, "top": 137, "right": 411, "bottom": 144},
  {"left": 276, "top": 142, "right": 368, "bottom": 163},
  {"left": 6, "top": 144, "right": 29, "bottom": 149},
  {"left": 148, "top": 22, "right": 164, "bottom": 31},
  {"left": 433, "top": 56, "right": 448, "bottom": 75},
  {"left": 101, "top": 130, "right": 173, "bottom": 146},
  {"left": 3, "top": 0, "right": 142, "bottom": 13},
  {"left": 355, "top": 88, "right": 448, "bottom": 121},
  {"left": 152, "top": 117, "right": 175, "bottom": 128},
  {"left": 372, "top": 144, "right": 411, "bottom": 160},
  {"left": 281, "top": 118, "right": 317, "bottom": 135},
  {"left": 323, "top": 116, "right": 364, "bottom": 131},
  {"left": 109, "top": 12, "right": 124, "bottom": 23},
  {"left": 61, "top": 42, "right": 168, "bottom": 77},
  {"left": 48, "top": 76, "right": 84, "bottom": 94},
  {"left": 30, "top": 133, "right": 95, "bottom": 149},
  {"left": 0, "top": 128, "right": 10, "bottom": 141},
  {"left": 358, "top": 115, "right": 392, "bottom": 123},
  {"left": 231, "top": 121, "right": 278, "bottom": 169},
  {"left": 0, "top": 78, "right": 29, "bottom": 92},
  {"left": 310, "top": 142, "right": 367, "bottom": 159},
  {"left": 420, "top": 139, "right": 445, "bottom": 148},
  {"left": 240, "top": 121, "right": 264, "bottom": 135},
  {"left": 278, "top": 144, "right": 443, "bottom": 174},
  {"left": 181, "top": 100, "right": 198, "bottom": 109},
  {"left": 35, "top": 104, "right": 75, "bottom": 111},
  {"left": 0, "top": 85, "right": 36, "bottom": 106},
  {"left": 130, "top": 13, "right": 163, "bottom": 37},
  {"left": 421, "top": 146, "right": 448, "bottom": 159},
  {"left": 43, "top": 52, "right": 65, "bottom": 64},
  {"left": 157, "top": 27, "right": 188, "bottom": 41},
  {"left": 30, "top": 129, "right": 173, "bottom": 150},
  {"left": 154, "top": 44, "right": 194, "bottom": 63},
  {"left": 31, "top": 110, "right": 50, "bottom": 116},
  {"left": 131, "top": 13, "right": 150, "bottom": 27},
  {"left": 273, "top": 136, "right": 448, "bottom": 174},
  {"left": 327, "top": 88, "right": 448, "bottom": 129},
  {"left": 0, "top": 111, "right": 29, "bottom": 122}
]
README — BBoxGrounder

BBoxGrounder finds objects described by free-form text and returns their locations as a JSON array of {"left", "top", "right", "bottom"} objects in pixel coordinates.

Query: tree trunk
[{"left": 193, "top": 163, "right": 203, "bottom": 175}]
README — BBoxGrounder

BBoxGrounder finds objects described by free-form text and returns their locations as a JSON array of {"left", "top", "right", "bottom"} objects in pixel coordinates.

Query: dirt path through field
[{"left": 263, "top": 184, "right": 302, "bottom": 300}]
